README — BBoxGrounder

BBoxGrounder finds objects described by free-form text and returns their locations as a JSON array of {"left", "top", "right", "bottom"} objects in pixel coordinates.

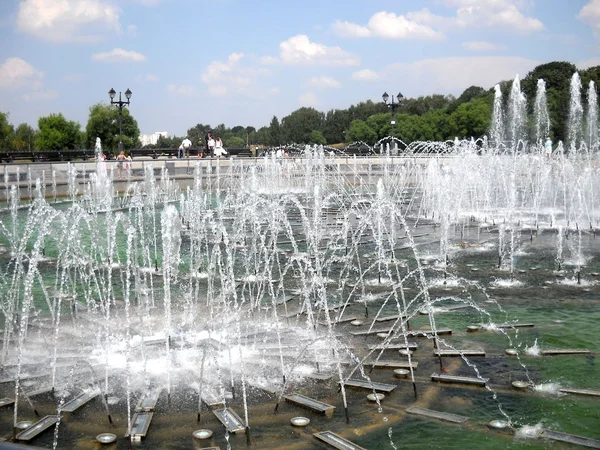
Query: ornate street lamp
[
  {"left": 109, "top": 88, "right": 132, "bottom": 152},
  {"left": 382, "top": 91, "right": 404, "bottom": 138}
]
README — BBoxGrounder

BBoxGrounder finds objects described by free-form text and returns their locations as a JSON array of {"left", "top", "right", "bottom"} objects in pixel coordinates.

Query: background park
[{"left": 1, "top": 61, "right": 600, "bottom": 155}]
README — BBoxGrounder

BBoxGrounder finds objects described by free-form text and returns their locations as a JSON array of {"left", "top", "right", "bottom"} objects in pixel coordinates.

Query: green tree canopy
[
  {"left": 309, "top": 130, "right": 327, "bottom": 145},
  {"left": 268, "top": 116, "right": 281, "bottom": 146},
  {"left": 36, "top": 113, "right": 81, "bottom": 150},
  {"left": 85, "top": 103, "right": 140, "bottom": 153},
  {"left": 347, "top": 119, "right": 377, "bottom": 144},
  {"left": 225, "top": 136, "right": 245, "bottom": 147},
  {"left": 0, "top": 112, "right": 14, "bottom": 151},
  {"left": 13, "top": 123, "right": 36, "bottom": 151},
  {"left": 281, "top": 107, "right": 324, "bottom": 143}
]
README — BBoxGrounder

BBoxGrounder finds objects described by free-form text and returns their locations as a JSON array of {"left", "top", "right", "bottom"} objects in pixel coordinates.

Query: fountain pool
[{"left": 0, "top": 148, "right": 599, "bottom": 449}]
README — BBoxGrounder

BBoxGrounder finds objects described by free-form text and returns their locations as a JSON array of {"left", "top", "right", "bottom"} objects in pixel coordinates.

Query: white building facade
[{"left": 140, "top": 131, "right": 169, "bottom": 147}]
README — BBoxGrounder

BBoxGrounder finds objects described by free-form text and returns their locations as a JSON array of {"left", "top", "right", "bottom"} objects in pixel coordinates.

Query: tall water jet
[
  {"left": 533, "top": 79, "right": 550, "bottom": 144},
  {"left": 94, "top": 137, "right": 112, "bottom": 211},
  {"left": 490, "top": 84, "right": 505, "bottom": 147},
  {"left": 567, "top": 72, "right": 584, "bottom": 152},
  {"left": 507, "top": 76, "right": 527, "bottom": 146},
  {"left": 586, "top": 80, "right": 598, "bottom": 150}
]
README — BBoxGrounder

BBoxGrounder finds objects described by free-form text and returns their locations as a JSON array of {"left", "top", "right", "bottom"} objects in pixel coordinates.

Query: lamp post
[
  {"left": 382, "top": 91, "right": 403, "bottom": 138},
  {"left": 108, "top": 88, "right": 132, "bottom": 152}
]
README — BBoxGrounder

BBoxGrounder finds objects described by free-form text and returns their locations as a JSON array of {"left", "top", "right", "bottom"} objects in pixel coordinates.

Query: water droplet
[
  {"left": 383, "top": 417, "right": 388, "bottom": 422},
  {"left": 378, "top": 407, "right": 383, "bottom": 413}
]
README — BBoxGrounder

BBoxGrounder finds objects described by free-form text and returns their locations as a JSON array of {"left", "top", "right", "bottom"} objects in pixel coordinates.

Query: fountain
[
  {"left": 533, "top": 79, "right": 550, "bottom": 145},
  {"left": 0, "top": 84, "right": 599, "bottom": 449}
]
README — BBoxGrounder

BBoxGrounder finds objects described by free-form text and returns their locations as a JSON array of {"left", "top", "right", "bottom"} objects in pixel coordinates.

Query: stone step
[
  {"left": 340, "top": 379, "right": 396, "bottom": 392},
  {"left": 283, "top": 393, "right": 335, "bottom": 416},
  {"left": 213, "top": 407, "right": 245, "bottom": 434},
  {"left": 62, "top": 389, "right": 99, "bottom": 412},
  {"left": 15, "top": 415, "right": 60, "bottom": 441},
  {"left": 126, "top": 411, "right": 153, "bottom": 440},
  {"left": 406, "top": 406, "right": 469, "bottom": 424},
  {"left": 538, "top": 429, "right": 600, "bottom": 449},
  {"left": 313, "top": 431, "right": 367, "bottom": 450},
  {"left": 431, "top": 373, "right": 488, "bottom": 386}
]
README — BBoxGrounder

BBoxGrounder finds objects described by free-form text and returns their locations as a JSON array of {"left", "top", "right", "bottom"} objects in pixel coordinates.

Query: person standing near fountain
[
  {"left": 214, "top": 137, "right": 227, "bottom": 157},
  {"left": 181, "top": 137, "right": 192, "bottom": 158},
  {"left": 116, "top": 150, "right": 126, "bottom": 178},
  {"left": 207, "top": 133, "right": 215, "bottom": 157},
  {"left": 545, "top": 137, "right": 553, "bottom": 158}
]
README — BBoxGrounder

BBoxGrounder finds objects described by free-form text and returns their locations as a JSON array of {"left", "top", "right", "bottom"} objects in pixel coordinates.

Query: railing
[{"left": 0, "top": 147, "right": 254, "bottom": 163}]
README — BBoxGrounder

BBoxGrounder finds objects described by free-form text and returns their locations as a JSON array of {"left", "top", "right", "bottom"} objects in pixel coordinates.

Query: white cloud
[
  {"left": 383, "top": 56, "right": 539, "bottom": 95},
  {"left": 201, "top": 53, "right": 244, "bottom": 84},
  {"left": 333, "top": 11, "right": 445, "bottom": 40},
  {"left": 202, "top": 53, "right": 271, "bottom": 97},
  {"left": 299, "top": 92, "right": 318, "bottom": 107},
  {"left": 92, "top": 48, "right": 147, "bottom": 63},
  {"left": 136, "top": 74, "right": 159, "bottom": 82},
  {"left": 578, "top": 57, "right": 600, "bottom": 69},
  {"left": 352, "top": 69, "right": 380, "bottom": 81},
  {"left": 23, "top": 89, "right": 58, "bottom": 101},
  {"left": 262, "top": 35, "right": 360, "bottom": 66},
  {"left": 16, "top": 0, "right": 120, "bottom": 43},
  {"left": 579, "top": 0, "right": 600, "bottom": 32},
  {"left": 462, "top": 41, "right": 506, "bottom": 51},
  {"left": 0, "top": 57, "right": 43, "bottom": 90},
  {"left": 306, "top": 76, "right": 341, "bottom": 89},
  {"left": 0, "top": 57, "right": 59, "bottom": 102},
  {"left": 411, "top": 1, "right": 543, "bottom": 34},
  {"left": 167, "top": 84, "right": 197, "bottom": 96},
  {"left": 332, "top": 21, "right": 372, "bottom": 38}
]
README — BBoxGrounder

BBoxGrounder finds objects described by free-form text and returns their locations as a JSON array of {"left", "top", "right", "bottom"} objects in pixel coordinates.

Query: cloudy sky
[{"left": 0, "top": 0, "right": 599, "bottom": 136}]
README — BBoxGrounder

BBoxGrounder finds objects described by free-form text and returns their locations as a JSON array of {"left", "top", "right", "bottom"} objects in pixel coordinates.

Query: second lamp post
[
  {"left": 382, "top": 91, "right": 403, "bottom": 138},
  {"left": 109, "top": 88, "right": 132, "bottom": 152}
]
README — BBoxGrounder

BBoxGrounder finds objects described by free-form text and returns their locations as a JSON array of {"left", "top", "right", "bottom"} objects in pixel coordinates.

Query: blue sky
[{"left": 0, "top": 0, "right": 599, "bottom": 137}]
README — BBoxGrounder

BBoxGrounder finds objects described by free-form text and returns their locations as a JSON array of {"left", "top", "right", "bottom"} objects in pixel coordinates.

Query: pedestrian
[
  {"left": 177, "top": 144, "right": 184, "bottom": 159},
  {"left": 214, "top": 137, "right": 227, "bottom": 157},
  {"left": 198, "top": 137, "right": 204, "bottom": 158},
  {"left": 182, "top": 137, "right": 192, "bottom": 158},
  {"left": 207, "top": 133, "right": 215, "bottom": 157},
  {"left": 116, "top": 150, "right": 126, "bottom": 178}
]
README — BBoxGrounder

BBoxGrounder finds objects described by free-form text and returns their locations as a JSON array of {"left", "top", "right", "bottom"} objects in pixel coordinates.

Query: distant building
[{"left": 141, "top": 131, "right": 168, "bottom": 147}]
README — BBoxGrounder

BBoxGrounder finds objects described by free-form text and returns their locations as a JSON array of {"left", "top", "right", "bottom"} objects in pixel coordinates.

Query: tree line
[{"left": 1, "top": 61, "right": 599, "bottom": 154}]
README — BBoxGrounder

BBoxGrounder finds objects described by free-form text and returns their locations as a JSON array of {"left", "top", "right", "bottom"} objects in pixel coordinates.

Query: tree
[
  {"left": 13, "top": 123, "right": 36, "bottom": 151},
  {"left": 36, "top": 113, "right": 81, "bottom": 150},
  {"left": 366, "top": 113, "right": 392, "bottom": 140},
  {"left": 347, "top": 100, "right": 388, "bottom": 122},
  {"left": 254, "top": 126, "right": 270, "bottom": 145},
  {"left": 521, "top": 62, "right": 577, "bottom": 142},
  {"left": 85, "top": 103, "right": 141, "bottom": 153},
  {"left": 347, "top": 119, "right": 377, "bottom": 144},
  {"left": 268, "top": 116, "right": 281, "bottom": 146},
  {"left": 309, "top": 130, "right": 326, "bottom": 145},
  {"left": 281, "top": 108, "right": 324, "bottom": 143},
  {"left": 187, "top": 123, "right": 212, "bottom": 146},
  {"left": 449, "top": 97, "right": 492, "bottom": 138},
  {"left": 0, "top": 112, "right": 14, "bottom": 151},
  {"left": 225, "top": 136, "right": 245, "bottom": 148},
  {"left": 323, "top": 109, "right": 349, "bottom": 144}
]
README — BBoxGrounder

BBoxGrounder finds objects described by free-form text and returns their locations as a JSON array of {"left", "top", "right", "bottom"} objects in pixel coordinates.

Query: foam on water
[
  {"left": 533, "top": 382, "right": 564, "bottom": 396},
  {"left": 490, "top": 278, "right": 524, "bottom": 288},
  {"left": 514, "top": 423, "right": 544, "bottom": 440}
]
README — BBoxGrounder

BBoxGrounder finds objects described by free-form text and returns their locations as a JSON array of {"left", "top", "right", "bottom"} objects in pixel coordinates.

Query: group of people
[
  {"left": 178, "top": 132, "right": 227, "bottom": 158},
  {"left": 116, "top": 150, "right": 133, "bottom": 178}
]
